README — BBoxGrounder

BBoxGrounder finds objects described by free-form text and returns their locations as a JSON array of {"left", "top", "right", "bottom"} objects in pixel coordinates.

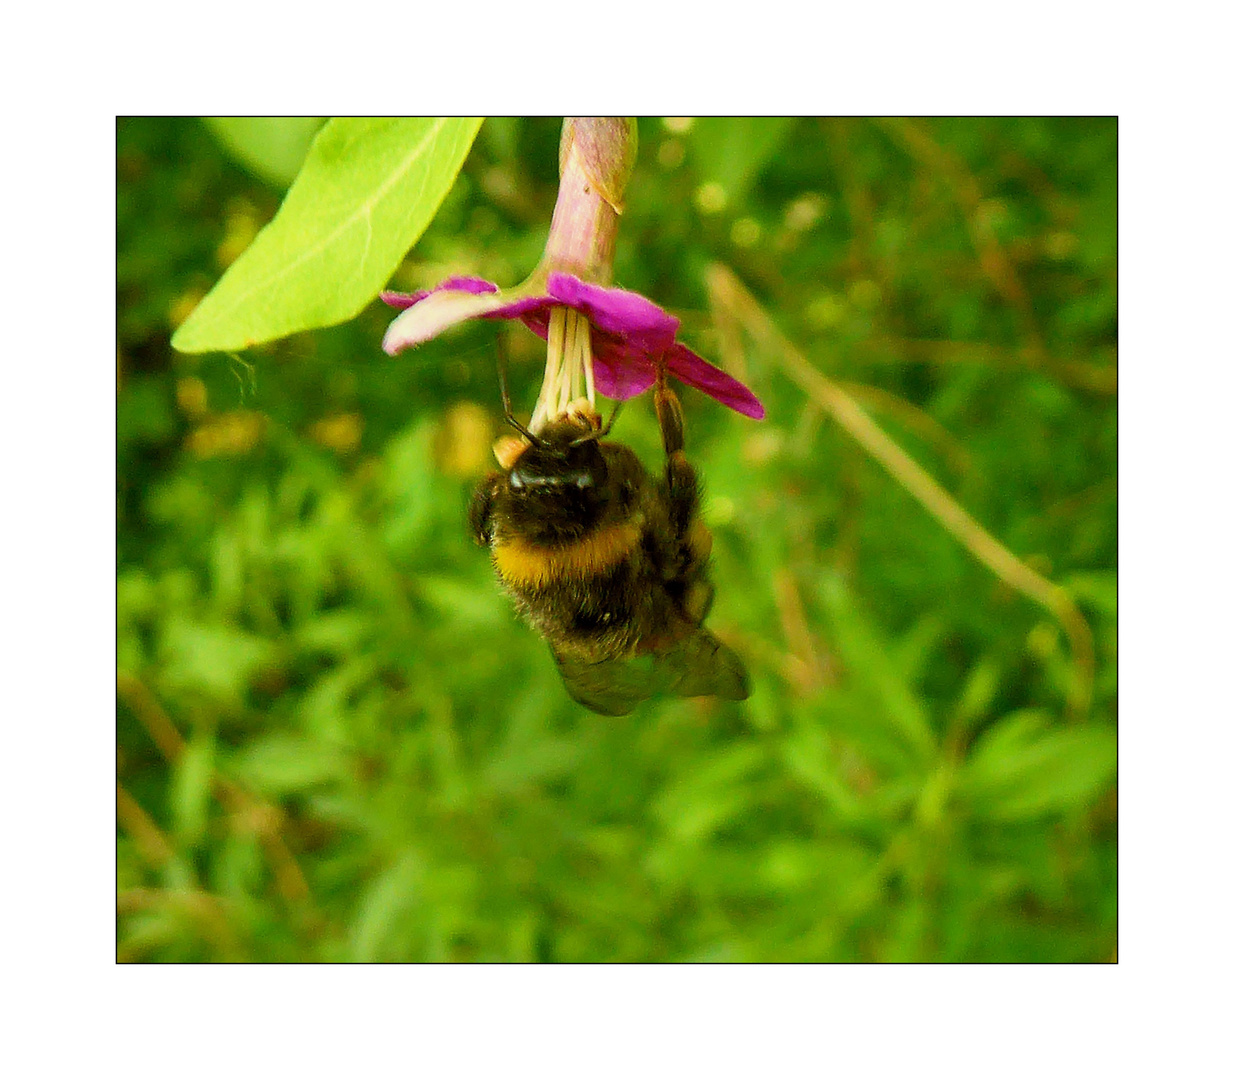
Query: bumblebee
[{"left": 468, "top": 377, "right": 751, "bottom": 715}]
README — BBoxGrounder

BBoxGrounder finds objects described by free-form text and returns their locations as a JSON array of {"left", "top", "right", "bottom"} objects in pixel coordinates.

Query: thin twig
[
  {"left": 876, "top": 118, "right": 1044, "bottom": 350},
  {"left": 853, "top": 336, "right": 1117, "bottom": 395},
  {"left": 116, "top": 887, "right": 240, "bottom": 961},
  {"left": 834, "top": 379, "right": 973, "bottom": 478},
  {"left": 772, "top": 567, "right": 828, "bottom": 695},
  {"left": 117, "top": 671, "right": 313, "bottom": 904},
  {"left": 116, "top": 783, "right": 175, "bottom": 868},
  {"left": 705, "top": 264, "right": 1094, "bottom": 720}
]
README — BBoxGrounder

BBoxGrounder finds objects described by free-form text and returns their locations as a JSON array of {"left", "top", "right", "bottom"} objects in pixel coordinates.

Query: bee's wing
[
  {"left": 658, "top": 628, "right": 751, "bottom": 702},
  {"left": 553, "top": 629, "right": 751, "bottom": 716},
  {"left": 552, "top": 651, "right": 660, "bottom": 716}
]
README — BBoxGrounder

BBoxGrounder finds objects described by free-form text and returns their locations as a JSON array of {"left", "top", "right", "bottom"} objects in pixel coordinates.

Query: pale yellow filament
[{"left": 528, "top": 306, "right": 599, "bottom": 432}]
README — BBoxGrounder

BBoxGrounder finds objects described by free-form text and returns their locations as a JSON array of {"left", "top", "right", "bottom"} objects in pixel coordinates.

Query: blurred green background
[{"left": 116, "top": 117, "right": 1116, "bottom": 962}]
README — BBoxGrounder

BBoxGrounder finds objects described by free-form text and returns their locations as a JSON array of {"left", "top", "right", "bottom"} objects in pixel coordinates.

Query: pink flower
[
  {"left": 381, "top": 118, "right": 764, "bottom": 425},
  {"left": 382, "top": 271, "right": 764, "bottom": 419}
]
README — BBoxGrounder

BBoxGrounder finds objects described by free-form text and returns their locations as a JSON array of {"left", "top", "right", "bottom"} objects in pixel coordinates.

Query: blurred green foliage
[{"left": 117, "top": 116, "right": 1116, "bottom": 962}]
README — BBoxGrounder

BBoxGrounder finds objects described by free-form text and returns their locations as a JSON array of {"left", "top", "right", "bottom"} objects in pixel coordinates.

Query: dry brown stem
[
  {"left": 854, "top": 337, "right": 1117, "bottom": 395},
  {"left": 876, "top": 118, "right": 1043, "bottom": 349},
  {"left": 772, "top": 568, "right": 828, "bottom": 695},
  {"left": 117, "top": 671, "right": 313, "bottom": 904},
  {"left": 116, "top": 783, "right": 175, "bottom": 868},
  {"left": 834, "top": 379, "right": 973, "bottom": 478},
  {"left": 704, "top": 264, "right": 1094, "bottom": 720}
]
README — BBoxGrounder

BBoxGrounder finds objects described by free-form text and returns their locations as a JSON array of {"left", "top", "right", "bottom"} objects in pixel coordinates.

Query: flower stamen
[
  {"left": 532, "top": 307, "right": 568, "bottom": 431},
  {"left": 582, "top": 315, "right": 596, "bottom": 405},
  {"left": 560, "top": 307, "right": 578, "bottom": 415},
  {"left": 531, "top": 306, "right": 598, "bottom": 432}
]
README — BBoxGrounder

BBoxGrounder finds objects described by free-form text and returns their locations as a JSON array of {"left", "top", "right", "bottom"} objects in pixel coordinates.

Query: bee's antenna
[
  {"left": 598, "top": 400, "right": 623, "bottom": 437},
  {"left": 498, "top": 332, "right": 542, "bottom": 447}
]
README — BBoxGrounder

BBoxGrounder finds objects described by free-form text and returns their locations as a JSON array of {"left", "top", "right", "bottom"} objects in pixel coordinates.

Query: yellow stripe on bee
[{"left": 494, "top": 522, "right": 642, "bottom": 588}]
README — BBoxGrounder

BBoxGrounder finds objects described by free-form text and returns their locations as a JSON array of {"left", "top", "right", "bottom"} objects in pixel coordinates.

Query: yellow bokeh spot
[
  {"left": 176, "top": 376, "right": 209, "bottom": 418},
  {"left": 695, "top": 182, "right": 727, "bottom": 215},
  {"left": 216, "top": 199, "right": 263, "bottom": 268},
  {"left": 731, "top": 217, "right": 762, "bottom": 248},
  {"left": 168, "top": 288, "right": 205, "bottom": 330},
  {"left": 742, "top": 429, "right": 784, "bottom": 466},
  {"left": 309, "top": 413, "right": 364, "bottom": 454},
  {"left": 1044, "top": 231, "right": 1080, "bottom": 260},
  {"left": 784, "top": 193, "right": 829, "bottom": 231},
  {"left": 657, "top": 138, "right": 685, "bottom": 169},
  {"left": 1025, "top": 622, "right": 1060, "bottom": 659},
  {"left": 707, "top": 495, "right": 736, "bottom": 526},
  {"left": 186, "top": 411, "right": 266, "bottom": 458},
  {"left": 435, "top": 401, "right": 495, "bottom": 478},
  {"left": 847, "top": 279, "right": 882, "bottom": 310},
  {"left": 806, "top": 293, "right": 847, "bottom": 329}
]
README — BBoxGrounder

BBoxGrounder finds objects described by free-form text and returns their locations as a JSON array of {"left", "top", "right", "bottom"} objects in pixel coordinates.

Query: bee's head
[
  {"left": 509, "top": 429, "right": 608, "bottom": 493},
  {"left": 501, "top": 418, "right": 614, "bottom": 542}
]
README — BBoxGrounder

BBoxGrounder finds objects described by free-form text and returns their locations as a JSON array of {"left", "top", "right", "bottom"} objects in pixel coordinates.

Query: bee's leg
[
  {"left": 654, "top": 376, "right": 686, "bottom": 457},
  {"left": 655, "top": 374, "right": 691, "bottom": 489},
  {"left": 654, "top": 375, "right": 701, "bottom": 543},
  {"left": 684, "top": 579, "right": 715, "bottom": 623},
  {"left": 468, "top": 475, "right": 501, "bottom": 546},
  {"left": 655, "top": 371, "right": 715, "bottom": 616}
]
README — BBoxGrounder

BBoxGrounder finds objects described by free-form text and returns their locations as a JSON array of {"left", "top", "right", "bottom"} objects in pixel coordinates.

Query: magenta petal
[
  {"left": 665, "top": 344, "right": 766, "bottom": 419},
  {"left": 516, "top": 308, "right": 552, "bottom": 342},
  {"left": 547, "top": 272, "right": 680, "bottom": 352},
  {"left": 438, "top": 276, "right": 501, "bottom": 295},
  {"left": 380, "top": 289, "right": 429, "bottom": 310},
  {"left": 481, "top": 295, "right": 556, "bottom": 322},
  {"left": 593, "top": 351, "right": 658, "bottom": 400},
  {"left": 381, "top": 277, "right": 498, "bottom": 312}
]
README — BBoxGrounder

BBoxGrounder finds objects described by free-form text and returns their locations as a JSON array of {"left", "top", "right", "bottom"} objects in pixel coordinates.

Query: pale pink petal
[{"left": 383, "top": 289, "right": 518, "bottom": 354}]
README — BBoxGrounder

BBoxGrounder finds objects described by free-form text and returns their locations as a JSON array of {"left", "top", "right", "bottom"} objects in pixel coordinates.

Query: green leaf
[
  {"left": 172, "top": 117, "right": 484, "bottom": 354},
  {"left": 350, "top": 851, "right": 423, "bottom": 962},
  {"left": 480, "top": 736, "right": 586, "bottom": 796},
  {"left": 952, "top": 656, "right": 1001, "bottom": 729},
  {"left": 652, "top": 743, "right": 767, "bottom": 842},
  {"left": 170, "top": 727, "right": 215, "bottom": 847},
  {"left": 817, "top": 573, "right": 937, "bottom": 762},
  {"left": 690, "top": 117, "right": 796, "bottom": 205},
  {"left": 293, "top": 610, "right": 372, "bottom": 656},
  {"left": 780, "top": 727, "right": 862, "bottom": 822},
  {"left": 416, "top": 574, "right": 505, "bottom": 627},
  {"left": 203, "top": 117, "right": 326, "bottom": 189},
  {"left": 230, "top": 733, "right": 345, "bottom": 795},
  {"left": 159, "top": 616, "right": 276, "bottom": 706},
  {"left": 959, "top": 710, "right": 1117, "bottom": 820}
]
